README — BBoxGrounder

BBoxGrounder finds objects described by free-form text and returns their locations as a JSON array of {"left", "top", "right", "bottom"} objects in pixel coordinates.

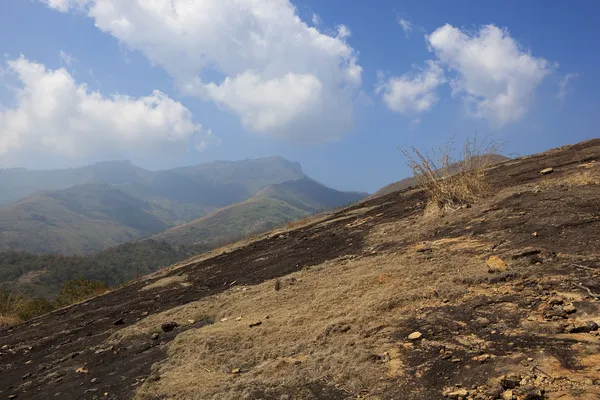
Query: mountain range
[{"left": 0, "top": 157, "right": 367, "bottom": 254}]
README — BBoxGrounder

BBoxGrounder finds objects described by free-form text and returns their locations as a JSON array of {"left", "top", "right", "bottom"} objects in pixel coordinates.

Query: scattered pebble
[
  {"left": 408, "top": 331, "right": 422, "bottom": 341},
  {"left": 161, "top": 322, "right": 179, "bottom": 332},
  {"left": 151, "top": 333, "right": 160, "bottom": 340},
  {"left": 540, "top": 167, "right": 554, "bottom": 175}
]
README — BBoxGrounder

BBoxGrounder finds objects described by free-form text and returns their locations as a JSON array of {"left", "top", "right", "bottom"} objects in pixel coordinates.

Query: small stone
[
  {"left": 565, "top": 321, "right": 594, "bottom": 333},
  {"left": 76, "top": 367, "right": 88, "bottom": 374},
  {"left": 502, "top": 389, "right": 513, "bottom": 400},
  {"left": 540, "top": 167, "right": 554, "bottom": 175},
  {"left": 220, "top": 317, "right": 228, "bottom": 322},
  {"left": 501, "top": 374, "right": 522, "bottom": 389},
  {"left": 472, "top": 354, "right": 491, "bottom": 363},
  {"left": 8, "top": 395, "right": 17, "bottom": 399},
  {"left": 415, "top": 243, "right": 432, "bottom": 253},
  {"left": 161, "top": 322, "right": 179, "bottom": 332},
  {"left": 487, "top": 256, "right": 507, "bottom": 273},
  {"left": 22, "top": 373, "right": 32, "bottom": 380},
  {"left": 231, "top": 368, "right": 241, "bottom": 374},
  {"left": 141, "top": 311, "right": 149, "bottom": 316},
  {"left": 532, "top": 232, "right": 538, "bottom": 237},
  {"left": 91, "top": 378, "right": 99, "bottom": 384},
  {"left": 151, "top": 333, "right": 160, "bottom": 340},
  {"left": 588, "top": 321, "right": 599, "bottom": 331},
  {"left": 236, "top": 316, "right": 242, "bottom": 321},
  {"left": 187, "top": 319, "right": 196, "bottom": 324},
  {"left": 562, "top": 304, "right": 577, "bottom": 314},
  {"left": 527, "top": 357, "right": 534, "bottom": 362},
  {"left": 249, "top": 321, "right": 262, "bottom": 328},
  {"left": 444, "top": 388, "right": 469, "bottom": 399},
  {"left": 408, "top": 331, "right": 422, "bottom": 341},
  {"left": 113, "top": 318, "right": 124, "bottom": 325}
]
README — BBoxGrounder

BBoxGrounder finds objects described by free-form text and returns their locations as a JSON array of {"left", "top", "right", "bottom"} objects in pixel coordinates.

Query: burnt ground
[{"left": 1, "top": 138, "right": 600, "bottom": 400}]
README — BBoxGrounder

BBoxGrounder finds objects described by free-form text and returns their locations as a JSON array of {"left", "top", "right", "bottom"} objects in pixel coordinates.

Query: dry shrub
[
  {"left": 0, "top": 290, "right": 54, "bottom": 327},
  {"left": 53, "top": 279, "right": 109, "bottom": 308},
  {"left": 402, "top": 136, "right": 502, "bottom": 212}
]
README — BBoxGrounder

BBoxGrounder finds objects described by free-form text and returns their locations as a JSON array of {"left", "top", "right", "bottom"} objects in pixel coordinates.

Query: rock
[
  {"left": 91, "top": 378, "right": 99, "bottom": 384},
  {"left": 500, "top": 374, "right": 522, "bottom": 389},
  {"left": 161, "top": 322, "right": 179, "bottom": 332},
  {"left": 75, "top": 367, "right": 88, "bottom": 374},
  {"left": 187, "top": 319, "right": 196, "bottom": 324},
  {"left": 543, "top": 308, "right": 567, "bottom": 320},
  {"left": 8, "top": 395, "right": 17, "bottom": 399},
  {"left": 540, "top": 168, "right": 554, "bottom": 175},
  {"left": 515, "top": 386, "right": 544, "bottom": 399},
  {"left": 141, "top": 311, "right": 149, "bottom": 316},
  {"left": 472, "top": 354, "right": 491, "bottom": 363},
  {"left": 443, "top": 387, "right": 468, "bottom": 399},
  {"left": 547, "top": 297, "right": 564, "bottom": 306},
  {"left": 231, "top": 368, "right": 241, "bottom": 374},
  {"left": 563, "top": 303, "right": 576, "bottom": 314},
  {"left": 151, "top": 333, "right": 160, "bottom": 340},
  {"left": 415, "top": 243, "right": 432, "bottom": 253},
  {"left": 407, "top": 331, "right": 422, "bottom": 341},
  {"left": 22, "top": 373, "right": 32, "bottom": 380},
  {"left": 220, "top": 317, "right": 228, "bottom": 322},
  {"left": 249, "top": 321, "right": 262, "bottom": 328},
  {"left": 113, "top": 318, "right": 124, "bottom": 325},
  {"left": 502, "top": 389, "right": 513, "bottom": 400},
  {"left": 236, "top": 317, "right": 242, "bottom": 321},
  {"left": 565, "top": 321, "right": 599, "bottom": 333},
  {"left": 487, "top": 256, "right": 507, "bottom": 273},
  {"left": 531, "top": 232, "right": 538, "bottom": 237}
]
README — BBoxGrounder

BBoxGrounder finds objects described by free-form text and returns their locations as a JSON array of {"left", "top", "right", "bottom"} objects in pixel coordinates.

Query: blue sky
[{"left": 0, "top": 1, "right": 598, "bottom": 193}]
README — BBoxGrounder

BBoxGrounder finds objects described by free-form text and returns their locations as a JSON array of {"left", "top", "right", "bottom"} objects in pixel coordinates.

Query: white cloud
[
  {"left": 557, "top": 73, "right": 578, "bottom": 100},
  {"left": 0, "top": 56, "right": 210, "bottom": 165},
  {"left": 59, "top": 50, "right": 75, "bottom": 65},
  {"left": 376, "top": 61, "right": 445, "bottom": 114},
  {"left": 427, "top": 24, "right": 551, "bottom": 126},
  {"left": 397, "top": 17, "right": 412, "bottom": 37},
  {"left": 42, "top": 0, "right": 362, "bottom": 142}
]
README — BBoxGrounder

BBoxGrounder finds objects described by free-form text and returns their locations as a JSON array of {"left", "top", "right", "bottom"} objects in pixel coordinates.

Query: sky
[{"left": 0, "top": 1, "right": 598, "bottom": 193}]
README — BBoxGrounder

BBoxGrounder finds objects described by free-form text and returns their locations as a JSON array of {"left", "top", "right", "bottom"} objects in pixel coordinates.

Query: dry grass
[
  {"left": 401, "top": 136, "right": 502, "bottom": 212},
  {"left": 565, "top": 166, "right": 600, "bottom": 186},
  {"left": 113, "top": 214, "right": 496, "bottom": 399},
  {"left": 0, "top": 315, "right": 23, "bottom": 328}
]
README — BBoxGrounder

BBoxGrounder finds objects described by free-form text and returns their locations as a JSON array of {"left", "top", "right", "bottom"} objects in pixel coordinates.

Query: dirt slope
[{"left": 1, "top": 139, "right": 600, "bottom": 400}]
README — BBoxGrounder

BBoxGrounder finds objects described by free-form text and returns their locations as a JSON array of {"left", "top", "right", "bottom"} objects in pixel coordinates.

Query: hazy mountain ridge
[
  {"left": 0, "top": 158, "right": 363, "bottom": 254},
  {"left": 153, "top": 177, "right": 368, "bottom": 247}
]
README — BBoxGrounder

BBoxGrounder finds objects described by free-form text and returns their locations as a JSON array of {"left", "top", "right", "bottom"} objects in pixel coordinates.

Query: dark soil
[{"left": 1, "top": 138, "right": 600, "bottom": 400}]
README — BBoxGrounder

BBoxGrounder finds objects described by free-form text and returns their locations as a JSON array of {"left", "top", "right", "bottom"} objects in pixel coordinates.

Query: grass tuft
[{"left": 401, "top": 136, "right": 502, "bottom": 212}]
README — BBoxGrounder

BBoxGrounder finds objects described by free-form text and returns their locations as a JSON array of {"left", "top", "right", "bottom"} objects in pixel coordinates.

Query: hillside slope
[
  {"left": 1, "top": 139, "right": 599, "bottom": 400},
  {"left": 154, "top": 177, "right": 367, "bottom": 246},
  {"left": 0, "top": 184, "right": 168, "bottom": 254}
]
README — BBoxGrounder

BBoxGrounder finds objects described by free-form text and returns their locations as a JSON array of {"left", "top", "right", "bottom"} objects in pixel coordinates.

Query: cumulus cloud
[
  {"left": 427, "top": 24, "right": 551, "bottom": 126},
  {"left": 42, "top": 0, "right": 362, "bottom": 142},
  {"left": 376, "top": 61, "right": 445, "bottom": 114},
  {"left": 557, "top": 73, "right": 579, "bottom": 100},
  {"left": 0, "top": 56, "right": 211, "bottom": 165}
]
